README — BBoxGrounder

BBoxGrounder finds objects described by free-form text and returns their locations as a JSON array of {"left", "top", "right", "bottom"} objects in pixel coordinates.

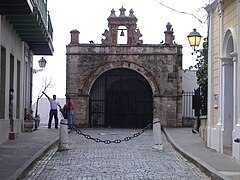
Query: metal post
[
  {"left": 58, "top": 119, "right": 69, "bottom": 151},
  {"left": 153, "top": 118, "right": 163, "bottom": 150}
]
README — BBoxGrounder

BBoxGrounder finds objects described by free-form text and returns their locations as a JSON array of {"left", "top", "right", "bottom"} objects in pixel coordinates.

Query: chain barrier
[{"left": 71, "top": 121, "right": 160, "bottom": 144}]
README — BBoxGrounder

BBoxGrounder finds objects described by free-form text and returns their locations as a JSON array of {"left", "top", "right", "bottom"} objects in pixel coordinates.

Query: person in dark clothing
[{"left": 42, "top": 92, "right": 62, "bottom": 129}]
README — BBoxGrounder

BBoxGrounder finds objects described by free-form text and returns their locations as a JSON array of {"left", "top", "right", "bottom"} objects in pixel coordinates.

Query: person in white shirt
[{"left": 42, "top": 92, "right": 62, "bottom": 129}]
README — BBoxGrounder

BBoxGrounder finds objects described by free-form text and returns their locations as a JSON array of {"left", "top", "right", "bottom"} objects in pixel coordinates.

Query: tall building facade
[
  {"left": 206, "top": 0, "right": 240, "bottom": 160},
  {"left": 0, "top": 0, "right": 53, "bottom": 144}
]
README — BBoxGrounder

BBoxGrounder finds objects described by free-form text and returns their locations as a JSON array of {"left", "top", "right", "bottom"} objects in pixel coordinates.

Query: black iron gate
[{"left": 89, "top": 68, "right": 153, "bottom": 128}]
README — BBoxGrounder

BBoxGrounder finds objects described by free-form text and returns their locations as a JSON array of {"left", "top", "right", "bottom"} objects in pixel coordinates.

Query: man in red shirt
[{"left": 67, "top": 96, "right": 73, "bottom": 129}]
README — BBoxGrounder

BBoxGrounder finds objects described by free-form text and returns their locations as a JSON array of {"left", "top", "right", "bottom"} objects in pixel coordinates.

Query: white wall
[
  {"left": 1, "top": 16, "right": 23, "bottom": 119},
  {"left": 182, "top": 69, "right": 198, "bottom": 119},
  {"left": 0, "top": 16, "right": 31, "bottom": 144},
  {"left": 182, "top": 69, "right": 198, "bottom": 92},
  {"left": 32, "top": 98, "right": 66, "bottom": 125}
]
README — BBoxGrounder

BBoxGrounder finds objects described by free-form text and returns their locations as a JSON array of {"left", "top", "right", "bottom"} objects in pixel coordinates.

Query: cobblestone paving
[{"left": 23, "top": 129, "right": 210, "bottom": 180}]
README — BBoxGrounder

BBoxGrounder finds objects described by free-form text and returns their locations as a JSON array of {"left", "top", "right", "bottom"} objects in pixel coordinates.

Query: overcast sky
[{"left": 32, "top": 0, "right": 209, "bottom": 103}]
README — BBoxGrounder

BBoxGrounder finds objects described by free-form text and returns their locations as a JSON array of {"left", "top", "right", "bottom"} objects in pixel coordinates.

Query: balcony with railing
[{"left": 0, "top": 0, "right": 54, "bottom": 55}]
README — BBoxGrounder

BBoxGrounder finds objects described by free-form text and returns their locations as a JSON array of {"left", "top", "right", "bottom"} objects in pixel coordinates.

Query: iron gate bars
[{"left": 89, "top": 68, "right": 153, "bottom": 128}]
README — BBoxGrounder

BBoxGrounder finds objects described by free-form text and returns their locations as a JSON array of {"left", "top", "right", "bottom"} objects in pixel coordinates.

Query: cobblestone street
[{"left": 23, "top": 129, "right": 210, "bottom": 180}]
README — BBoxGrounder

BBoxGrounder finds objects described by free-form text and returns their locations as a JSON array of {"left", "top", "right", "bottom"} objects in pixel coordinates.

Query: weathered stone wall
[
  {"left": 66, "top": 8, "right": 182, "bottom": 127},
  {"left": 66, "top": 44, "right": 182, "bottom": 127}
]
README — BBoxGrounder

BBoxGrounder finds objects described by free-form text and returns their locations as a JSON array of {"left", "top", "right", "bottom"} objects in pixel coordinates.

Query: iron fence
[
  {"left": 182, "top": 85, "right": 208, "bottom": 118},
  {"left": 182, "top": 91, "right": 195, "bottom": 118}
]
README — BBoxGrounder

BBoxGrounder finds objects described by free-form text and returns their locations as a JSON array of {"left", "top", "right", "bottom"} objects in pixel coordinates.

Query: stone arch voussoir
[{"left": 82, "top": 61, "right": 160, "bottom": 96}]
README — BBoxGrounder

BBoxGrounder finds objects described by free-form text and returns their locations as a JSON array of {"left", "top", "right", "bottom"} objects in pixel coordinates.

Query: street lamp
[
  {"left": 187, "top": 28, "right": 202, "bottom": 51},
  {"left": 33, "top": 57, "right": 47, "bottom": 73},
  {"left": 187, "top": 28, "right": 205, "bottom": 133},
  {"left": 38, "top": 57, "right": 47, "bottom": 68}
]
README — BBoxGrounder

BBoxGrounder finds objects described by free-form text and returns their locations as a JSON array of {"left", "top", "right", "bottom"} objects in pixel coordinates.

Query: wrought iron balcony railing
[{"left": 0, "top": 0, "right": 54, "bottom": 55}]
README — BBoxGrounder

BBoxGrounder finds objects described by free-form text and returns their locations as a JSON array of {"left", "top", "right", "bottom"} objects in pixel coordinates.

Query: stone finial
[
  {"left": 109, "top": 9, "right": 116, "bottom": 18},
  {"left": 164, "top": 22, "right": 174, "bottom": 45},
  {"left": 70, "top": 29, "right": 80, "bottom": 44},
  {"left": 166, "top": 22, "right": 173, "bottom": 32},
  {"left": 129, "top": 9, "right": 136, "bottom": 18},
  {"left": 135, "top": 28, "right": 143, "bottom": 45},
  {"left": 119, "top": 6, "right": 126, "bottom": 17},
  {"left": 101, "top": 29, "right": 111, "bottom": 45}
]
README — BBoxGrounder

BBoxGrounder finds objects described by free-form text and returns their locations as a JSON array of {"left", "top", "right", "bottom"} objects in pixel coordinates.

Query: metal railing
[
  {"left": 34, "top": 0, "right": 53, "bottom": 41},
  {"left": 34, "top": 0, "right": 47, "bottom": 26},
  {"left": 182, "top": 91, "right": 195, "bottom": 118},
  {"left": 182, "top": 85, "right": 208, "bottom": 118}
]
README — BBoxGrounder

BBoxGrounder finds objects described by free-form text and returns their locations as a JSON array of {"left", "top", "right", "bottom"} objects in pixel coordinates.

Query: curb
[
  {"left": 11, "top": 136, "right": 59, "bottom": 180},
  {"left": 163, "top": 128, "right": 231, "bottom": 180}
]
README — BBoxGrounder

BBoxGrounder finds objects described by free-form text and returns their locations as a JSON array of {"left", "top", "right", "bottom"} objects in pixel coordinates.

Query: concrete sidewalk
[
  {"left": 0, "top": 126, "right": 240, "bottom": 180},
  {"left": 163, "top": 127, "right": 240, "bottom": 180},
  {"left": 0, "top": 125, "right": 59, "bottom": 180}
]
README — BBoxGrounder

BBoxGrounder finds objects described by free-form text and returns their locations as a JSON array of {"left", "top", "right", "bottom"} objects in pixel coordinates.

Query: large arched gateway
[{"left": 89, "top": 68, "right": 153, "bottom": 128}]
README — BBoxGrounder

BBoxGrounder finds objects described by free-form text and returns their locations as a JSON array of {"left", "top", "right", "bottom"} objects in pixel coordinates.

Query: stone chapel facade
[{"left": 66, "top": 7, "right": 183, "bottom": 128}]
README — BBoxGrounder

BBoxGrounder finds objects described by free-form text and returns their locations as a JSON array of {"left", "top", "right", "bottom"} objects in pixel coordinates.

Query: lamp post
[
  {"left": 187, "top": 28, "right": 202, "bottom": 51},
  {"left": 33, "top": 57, "right": 47, "bottom": 73},
  {"left": 187, "top": 28, "right": 203, "bottom": 133}
]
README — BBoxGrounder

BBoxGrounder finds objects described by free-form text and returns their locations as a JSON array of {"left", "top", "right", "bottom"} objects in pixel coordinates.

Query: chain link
[{"left": 72, "top": 121, "right": 160, "bottom": 144}]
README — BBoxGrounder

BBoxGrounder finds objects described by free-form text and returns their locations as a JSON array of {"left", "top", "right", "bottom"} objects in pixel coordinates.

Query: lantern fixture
[
  {"left": 33, "top": 57, "right": 47, "bottom": 73},
  {"left": 38, "top": 57, "right": 47, "bottom": 68},
  {"left": 187, "top": 28, "right": 202, "bottom": 51}
]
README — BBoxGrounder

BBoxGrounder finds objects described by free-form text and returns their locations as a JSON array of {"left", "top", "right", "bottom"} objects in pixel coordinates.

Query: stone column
[
  {"left": 206, "top": 6, "right": 213, "bottom": 148},
  {"left": 217, "top": 0, "right": 223, "bottom": 127},
  {"left": 231, "top": 52, "right": 237, "bottom": 127},
  {"left": 58, "top": 119, "right": 69, "bottom": 151},
  {"left": 164, "top": 22, "right": 174, "bottom": 45},
  {"left": 70, "top": 29, "right": 80, "bottom": 44},
  {"left": 153, "top": 118, "right": 163, "bottom": 150},
  {"left": 215, "top": 1, "right": 224, "bottom": 153}
]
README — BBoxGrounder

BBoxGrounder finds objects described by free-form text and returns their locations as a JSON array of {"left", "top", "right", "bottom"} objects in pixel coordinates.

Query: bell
[{"left": 120, "top": 30, "right": 125, "bottom": 36}]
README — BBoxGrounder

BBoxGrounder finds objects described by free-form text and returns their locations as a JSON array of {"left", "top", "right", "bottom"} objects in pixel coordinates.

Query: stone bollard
[
  {"left": 153, "top": 118, "right": 163, "bottom": 150},
  {"left": 58, "top": 119, "right": 69, "bottom": 151}
]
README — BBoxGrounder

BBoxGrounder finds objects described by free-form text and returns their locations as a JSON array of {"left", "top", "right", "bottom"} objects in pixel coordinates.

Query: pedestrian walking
[
  {"left": 67, "top": 95, "right": 74, "bottom": 129},
  {"left": 42, "top": 92, "right": 62, "bottom": 129}
]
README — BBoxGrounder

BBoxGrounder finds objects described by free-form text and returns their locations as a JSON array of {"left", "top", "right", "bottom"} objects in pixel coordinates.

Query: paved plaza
[{"left": 23, "top": 129, "right": 210, "bottom": 180}]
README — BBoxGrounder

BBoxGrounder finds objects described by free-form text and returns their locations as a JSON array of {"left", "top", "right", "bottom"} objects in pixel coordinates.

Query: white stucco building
[{"left": 0, "top": 0, "right": 53, "bottom": 144}]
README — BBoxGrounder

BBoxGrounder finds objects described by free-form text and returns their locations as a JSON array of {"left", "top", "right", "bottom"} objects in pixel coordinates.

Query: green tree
[{"left": 191, "top": 38, "right": 208, "bottom": 87}]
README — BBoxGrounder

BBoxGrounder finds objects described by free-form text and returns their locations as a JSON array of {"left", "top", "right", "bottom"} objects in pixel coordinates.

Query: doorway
[
  {"left": 89, "top": 68, "right": 153, "bottom": 128},
  {"left": 222, "top": 30, "right": 234, "bottom": 156}
]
